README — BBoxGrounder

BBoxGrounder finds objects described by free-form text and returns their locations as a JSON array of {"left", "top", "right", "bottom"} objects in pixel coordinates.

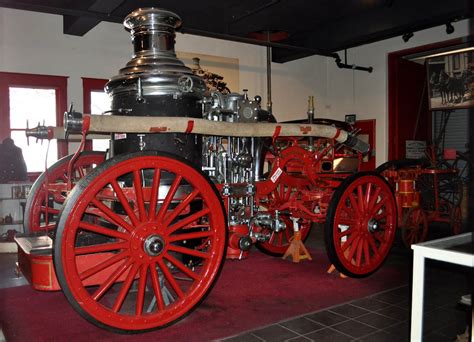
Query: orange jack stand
[
  {"left": 326, "top": 264, "right": 347, "bottom": 278},
  {"left": 282, "top": 231, "right": 312, "bottom": 263}
]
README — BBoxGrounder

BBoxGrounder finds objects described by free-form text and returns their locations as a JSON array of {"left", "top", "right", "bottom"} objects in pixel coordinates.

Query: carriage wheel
[
  {"left": 53, "top": 152, "right": 227, "bottom": 332},
  {"left": 450, "top": 205, "right": 462, "bottom": 235},
  {"left": 24, "top": 151, "right": 105, "bottom": 234},
  {"left": 256, "top": 181, "right": 311, "bottom": 256},
  {"left": 401, "top": 208, "right": 428, "bottom": 248},
  {"left": 256, "top": 213, "right": 311, "bottom": 256},
  {"left": 325, "top": 172, "right": 397, "bottom": 278}
]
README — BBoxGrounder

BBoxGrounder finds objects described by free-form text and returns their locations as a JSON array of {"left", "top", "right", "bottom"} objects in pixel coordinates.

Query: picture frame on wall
[{"left": 426, "top": 50, "right": 473, "bottom": 110}]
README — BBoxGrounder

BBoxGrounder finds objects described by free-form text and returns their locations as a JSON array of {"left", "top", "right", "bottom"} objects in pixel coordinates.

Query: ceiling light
[
  {"left": 402, "top": 32, "right": 414, "bottom": 42},
  {"left": 446, "top": 22, "right": 455, "bottom": 34}
]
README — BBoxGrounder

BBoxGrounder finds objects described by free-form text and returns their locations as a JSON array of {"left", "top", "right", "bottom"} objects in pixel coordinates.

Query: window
[
  {"left": 0, "top": 72, "right": 68, "bottom": 173},
  {"left": 83, "top": 78, "right": 111, "bottom": 152}
]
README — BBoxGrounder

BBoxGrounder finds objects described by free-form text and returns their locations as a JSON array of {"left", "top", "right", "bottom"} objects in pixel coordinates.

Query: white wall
[
  {"left": 320, "top": 20, "right": 469, "bottom": 165},
  {"left": 0, "top": 8, "right": 469, "bottom": 165},
  {"left": 0, "top": 7, "right": 322, "bottom": 121}
]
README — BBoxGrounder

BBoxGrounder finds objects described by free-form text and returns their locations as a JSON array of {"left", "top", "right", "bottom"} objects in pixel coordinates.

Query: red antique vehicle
[
  {"left": 16, "top": 8, "right": 398, "bottom": 333},
  {"left": 376, "top": 150, "right": 464, "bottom": 247}
]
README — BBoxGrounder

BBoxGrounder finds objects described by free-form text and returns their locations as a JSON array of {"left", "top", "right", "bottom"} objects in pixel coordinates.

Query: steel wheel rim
[
  {"left": 55, "top": 154, "right": 226, "bottom": 331},
  {"left": 26, "top": 152, "right": 104, "bottom": 233},
  {"left": 332, "top": 175, "right": 396, "bottom": 275}
]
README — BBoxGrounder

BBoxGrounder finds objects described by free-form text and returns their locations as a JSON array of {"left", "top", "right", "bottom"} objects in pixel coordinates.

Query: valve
[{"left": 63, "top": 103, "right": 84, "bottom": 134}]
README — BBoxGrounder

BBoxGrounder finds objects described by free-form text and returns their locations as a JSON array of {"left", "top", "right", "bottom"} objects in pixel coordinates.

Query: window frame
[
  {"left": 82, "top": 77, "right": 108, "bottom": 151},
  {"left": 0, "top": 72, "right": 69, "bottom": 177}
]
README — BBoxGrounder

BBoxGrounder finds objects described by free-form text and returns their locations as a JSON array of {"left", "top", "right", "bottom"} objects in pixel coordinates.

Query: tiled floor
[
  {"left": 0, "top": 225, "right": 471, "bottom": 341},
  {"left": 220, "top": 225, "right": 471, "bottom": 341},
  {"left": 222, "top": 265, "right": 470, "bottom": 342}
]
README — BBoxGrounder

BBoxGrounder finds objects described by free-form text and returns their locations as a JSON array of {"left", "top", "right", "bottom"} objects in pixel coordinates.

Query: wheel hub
[
  {"left": 367, "top": 218, "right": 379, "bottom": 233},
  {"left": 144, "top": 234, "right": 165, "bottom": 256}
]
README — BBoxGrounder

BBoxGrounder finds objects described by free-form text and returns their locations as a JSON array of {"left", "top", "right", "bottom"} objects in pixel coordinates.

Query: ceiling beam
[{"left": 63, "top": 0, "right": 125, "bottom": 36}]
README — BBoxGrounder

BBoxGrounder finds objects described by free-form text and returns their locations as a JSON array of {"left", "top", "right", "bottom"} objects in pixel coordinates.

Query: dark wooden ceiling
[{"left": 0, "top": 0, "right": 472, "bottom": 62}]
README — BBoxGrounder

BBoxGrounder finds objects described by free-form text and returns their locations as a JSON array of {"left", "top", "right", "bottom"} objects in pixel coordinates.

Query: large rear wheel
[
  {"left": 53, "top": 152, "right": 227, "bottom": 332},
  {"left": 325, "top": 172, "right": 397, "bottom": 278}
]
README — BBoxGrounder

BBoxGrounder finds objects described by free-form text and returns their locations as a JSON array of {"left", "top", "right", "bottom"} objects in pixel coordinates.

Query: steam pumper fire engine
[{"left": 18, "top": 8, "right": 398, "bottom": 332}]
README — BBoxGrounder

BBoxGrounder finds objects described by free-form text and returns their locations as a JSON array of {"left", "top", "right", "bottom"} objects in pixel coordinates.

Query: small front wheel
[{"left": 325, "top": 172, "right": 397, "bottom": 278}]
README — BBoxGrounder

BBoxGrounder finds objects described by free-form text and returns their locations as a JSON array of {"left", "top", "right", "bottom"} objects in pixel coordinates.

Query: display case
[{"left": 0, "top": 183, "right": 32, "bottom": 236}]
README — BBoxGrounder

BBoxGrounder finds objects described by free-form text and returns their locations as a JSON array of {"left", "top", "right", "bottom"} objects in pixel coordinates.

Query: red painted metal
[
  {"left": 53, "top": 153, "right": 227, "bottom": 331},
  {"left": 379, "top": 159, "right": 463, "bottom": 247},
  {"left": 24, "top": 151, "right": 105, "bottom": 233}
]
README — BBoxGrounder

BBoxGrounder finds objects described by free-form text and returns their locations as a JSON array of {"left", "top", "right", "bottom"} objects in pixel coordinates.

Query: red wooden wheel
[
  {"left": 256, "top": 180, "right": 311, "bottom": 256},
  {"left": 325, "top": 172, "right": 397, "bottom": 278},
  {"left": 450, "top": 205, "right": 462, "bottom": 235},
  {"left": 24, "top": 151, "right": 105, "bottom": 233},
  {"left": 53, "top": 152, "right": 227, "bottom": 332},
  {"left": 401, "top": 208, "right": 428, "bottom": 248}
]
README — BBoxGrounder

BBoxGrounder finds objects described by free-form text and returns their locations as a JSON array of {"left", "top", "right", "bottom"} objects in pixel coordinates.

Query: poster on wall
[
  {"left": 177, "top": 52, "right": 239, "bottom": 94},
  {"left": 426, "top": 50, "right": 473, "bottom": 110}
]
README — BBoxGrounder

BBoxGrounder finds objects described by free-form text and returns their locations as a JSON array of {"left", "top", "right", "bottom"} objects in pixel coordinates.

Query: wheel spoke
[
  {"left": 349, "top": 193, "right": 361, "bottom": 215},
  {"left": 168, "top": 230, "right": 213, "bottom": 242},
  {"left": 167, "top": 245, "right": 210, "bottom": 259},
  {"left": 77, "top": 166, "right": 86, "bottom": 178},
  {"left": 364, "top": 182, "right": 372, "bottom": 209},
  {"left": 167, "top": 208, "right": 210, "bottom": 234},
  {"left": 371, "top": 196, "right": 388, "bottom": 216},
  {"left": 367, "top": 232, "right": 380, "bottom": 258},
  {"left": 338, "top": 218, "right": 356, "bottom": 226},
  {"left": 341, "top": 232, "right": 358, "bottom": 252},
  {"left": 149, "top": 262, "right": 165, "bottom": 311},
  {"left": 355, "top": 238, "right": 363, "bottom": 266},
  {"left": 74, "top": 241, "right": 129, "bottom": 255},
  {"left": 40, "top": 206, "right": 60, "bottom": 214},
  {"left": 268, "top": 231, "right": 276, "bottom": 245},
  {"left": 277, "top": 230, "right": 284, "bottom": 246},
  {"left": 91, "top": 198, "right": 134, "bottom": 232},
  {"left": 363, "top": 239, "right": 370, "bottom": 265},
  {"left": 112, "top": 263, "right": 140, "bottom": 313},
  {"left": 148, "top": 168, "right": 161, "bottom": 220},
  {"left": 92, "top": 259, "right": 131, "bottom": 301},
  {"left": 79, "top": 251, "right": 129, "bottom": 281},
  {"left": 157, "top": 259, "right": 184, "bottom": 299},
  {"left": 110, "top": 180, "right": 139, "bottom": 227},
  {"left": 156, "top": 175, "right": 182, "bottom": 222},
  {"left": 163, "top": 189, "right": 200, "bottom": 226},
  {"left": 357, "top": 185, "right": 365, "bottom": 212},
  {"left": 367, "top": 187, "right": 381, "bottom": 212},
  {"left": 347, "top": 235, "right": 361, "bottom": 262},
  {"left": 133, "top": 170, "right": 147, "bottom": 222},
  {"left": 336, "top": 227, "right": 353, "bottom": 239},
  {"left": 164, "top": 253, "right": 200, "bottom": 281},
  {"left": 40, "top": 223, "right": 56, "bottom": 230},
  {"left": 135, "top": 264, "right": 148, "bottom": 316},
  {"left": 78, "top": 221, "right": 130, "bottom": 241}
]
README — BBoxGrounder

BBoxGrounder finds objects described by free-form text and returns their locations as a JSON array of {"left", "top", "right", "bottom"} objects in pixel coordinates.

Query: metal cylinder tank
[{"left": 105, "top": 8, "right": 206, "bottom": 167}]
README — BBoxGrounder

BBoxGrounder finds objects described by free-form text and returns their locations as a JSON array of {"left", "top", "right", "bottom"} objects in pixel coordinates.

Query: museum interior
[{"left": 0, "top": 1, "right": 472, "bottom": 341}]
